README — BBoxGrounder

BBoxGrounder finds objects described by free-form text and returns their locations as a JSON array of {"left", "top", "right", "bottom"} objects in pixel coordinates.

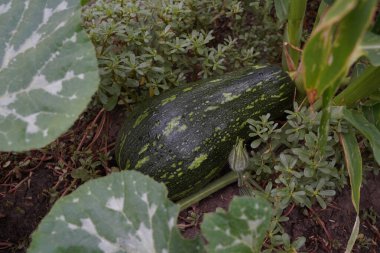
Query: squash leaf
[
  {"left": 201, "top": 197, "right": 272, "bottom": 253},
  {"left": 0, "top": 0, "right": 99, "bottom": 151},
  {"left": 28, "top": 171, "right": 203, "bottom": 253}
]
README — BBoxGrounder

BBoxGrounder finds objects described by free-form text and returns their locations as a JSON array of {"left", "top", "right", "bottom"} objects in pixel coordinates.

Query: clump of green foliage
[
  {"left": 82, "top": 0, "right": 283, "bottom": 109},
  {"left": 245, "top": 104, "right": 348, "bottom": 211},
  {"left": 231, "top": 104, "right": 349, "bottom": 251}
]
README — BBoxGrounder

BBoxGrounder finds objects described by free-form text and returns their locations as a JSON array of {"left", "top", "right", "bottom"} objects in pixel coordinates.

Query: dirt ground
[
  {"left": 178, "top": 173, "right": 380, "bottom": 253},
  {"left": 0, "top": 169, "right": 55, "bottom": 252}
]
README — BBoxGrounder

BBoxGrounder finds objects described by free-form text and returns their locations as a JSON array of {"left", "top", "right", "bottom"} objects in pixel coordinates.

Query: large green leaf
[
  {"left": 0, "top": 0, "right": 99, "bottom": 151},
  {"left": 343, "top": 108, "right": 380, "bottom": 165},
  {"left": 302, "top": 0, "right": 376, "bottom": 104},
  {"left": 201, "top": 197, "right": 272, "bottom": 253},
  {"left": 28, "top": 171, "right": 203, "bottom": 253},
  {"left": 361, "top": 32, "right": 380, "bottom": 66}
]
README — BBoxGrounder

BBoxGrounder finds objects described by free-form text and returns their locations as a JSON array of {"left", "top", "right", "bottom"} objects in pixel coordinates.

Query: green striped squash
[{"left": 115, "top": 66, "right": 294, "bottom": 200}]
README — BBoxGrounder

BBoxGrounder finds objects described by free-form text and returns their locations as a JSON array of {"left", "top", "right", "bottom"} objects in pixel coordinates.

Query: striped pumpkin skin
[{"left": 115, "top": 65, "right": 294, "bottom": 200}]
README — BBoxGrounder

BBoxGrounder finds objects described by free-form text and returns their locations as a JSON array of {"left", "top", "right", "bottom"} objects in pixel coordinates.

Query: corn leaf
[
  {"left": 339, "top": 131, "right": 362, "bottom": 213},
  {"left": 333, "top": 66, "right": 380, "bottom": 106},
  {"left": 363, "top": 103, "right": 380, "bottom": 130},
  {"left": 361, "top": 32, "right": 380, "bottom": 66},
  {"left": 313, "top": 1, "right": 330, "bottom": 30},
  {"left": 351, "top": 62, "right": 367, "bottom": 79},
  {"left": 343, "top": 108, "right": 380, "bottom": 165},
  {"left": 282, "top": 0, "right": 307, "bottom": 71},
  {"left": 345, "top": 216, "right": 360, "bottom": 253}
]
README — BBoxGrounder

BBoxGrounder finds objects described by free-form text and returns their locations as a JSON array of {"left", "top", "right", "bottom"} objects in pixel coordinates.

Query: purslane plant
[
  {"left": 246, "top": 107, "right": 347, "bottom": 210},
  {"left": 81, "top": 0, "right": 283, "bottom": 110}
]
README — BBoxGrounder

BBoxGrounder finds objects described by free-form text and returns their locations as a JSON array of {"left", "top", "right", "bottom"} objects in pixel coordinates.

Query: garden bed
[
  {"left": 0, "top": 107, "right": 379, "bottom": 252},
  {"left": 179, "top": 174, "right": 380, "bottom": 252},
  {"left": 1, "top": 171, "right": 380, "bottom": 252},
  {"left": 1, "top": 0, "right": 380, "bottom": 252}
]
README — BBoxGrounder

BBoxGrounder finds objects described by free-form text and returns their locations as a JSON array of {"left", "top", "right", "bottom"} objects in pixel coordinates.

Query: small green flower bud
[{"left": 228, "top": 138, "right": 249, "bottom": 172}]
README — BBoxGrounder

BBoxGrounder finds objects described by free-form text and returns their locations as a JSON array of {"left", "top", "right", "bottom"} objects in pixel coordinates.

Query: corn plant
[{"left": 282, "top": 0, "right": 380, "bottom": 251}]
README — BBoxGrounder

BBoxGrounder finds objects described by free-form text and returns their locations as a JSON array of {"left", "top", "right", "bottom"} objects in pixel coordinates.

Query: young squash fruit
[{"left": 115, "top": 66, "right": 294, "bottom": 200}]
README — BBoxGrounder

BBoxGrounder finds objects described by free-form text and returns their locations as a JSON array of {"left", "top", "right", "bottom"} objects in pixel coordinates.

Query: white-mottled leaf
[
  {"left": 201, "top": 197, "right": 272, "bottom": 253},
  {"left": 28, "top": 171, "right": 203, "bottom": 253},
  {"left": 0, "top": 0, "right": 99, "bottom": 151}
]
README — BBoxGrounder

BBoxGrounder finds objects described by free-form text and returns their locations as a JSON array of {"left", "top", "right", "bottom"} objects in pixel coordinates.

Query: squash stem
[{"left": 177, "top": 172, "right": 238, "bottom": 211}]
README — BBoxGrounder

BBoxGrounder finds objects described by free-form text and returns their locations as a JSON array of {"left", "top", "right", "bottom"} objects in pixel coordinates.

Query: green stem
[
  {"left": 282, "top": 0, "right": 307, "bottom": 71},
  {"left": 247, "top": 176, "right": 264, "bottom": 191},
  {"left": 177, "top": 172, "right": 238, "bottom": 211}
]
